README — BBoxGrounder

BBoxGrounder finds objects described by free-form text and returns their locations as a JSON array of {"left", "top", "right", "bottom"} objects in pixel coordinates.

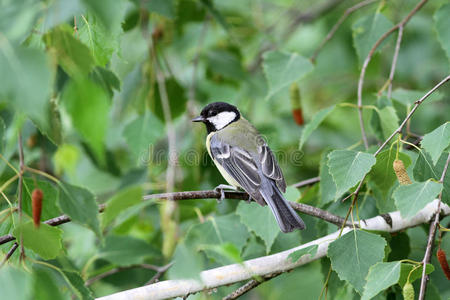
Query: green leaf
[
  {"left": 374, "top": 106, "right": 399, "bottom": 141},
  {"left": 90, "top": 67, "right": 121, "bottom": 97},
  {"left": 23, "top": 178, "right": 61, "bottom": 220},
  {"left": 352, "top": 13, "right": 394, "bottom": 65},
  {"left": 101, "top": 186, "right": 142, "bottom": 228},
  {"left": 43, "top": 25, "right": 95, "bottom": 78},
  {"left": 368, "top": 148, "right": 411, "bottom": 203},
  {"left": 299, "top": 105, "right": 335, "bottom": 149},
  {"left": 391, "top": 88, "right": 443, "bottom": 106},
  {"left": 393, "top": 180, "right": 442, "bottom": 219},
  {"left": 398, "top": 263, "right": 434, "bottom": 287},
  {"left": 61, "top": 269, "right": 94, "bottom": 300},
  {"left": 263, "top": 51, "right": 314, "bottom": 98},
  {"left": 0, "top": 266, "right": 33, "bottom": 300},
  {"left": 288, "top": 245, "right": 318, "bottom": 263},
  {"left": 13, "top": 221, "right": 63, "bottom": 260},
  {"left": 123, "top": 111, "right": 165, "bottom": 164},
  {"left": 78, "top": 16, "right": 121, "bottom": 66},
  {"left": 327, "top": 150, "right": 376, "bottom": 198},
  {"left": 362, "top": 261, "right": 401, "bottom": 300},
  {"left": 168, "top": 242, "right": 203, "bottom": 279},
  {"left": 33, "top": 267, "right": 65, "bottom": 300},
  {"left": 319, "top": 150, "right": 337, "bottom": 204},
  {"left": 0, "top": 0, "right": 41, "bottom": 42},
  {"left": 152, "top": 78, "right": 188, "bottom": 122},
  {"left": 99, "top": 235, "right": 157, "bottom": 266},
  {"left": 421, "top": 122, "right": 450, "bottom": 165},
  {"left": 201, "top": 242, "right": 243, "bottom": 264},
  {"left": 0, "top": 45, "right": 51, "bottom": 134},
  {"left": 328, "top": 230, "right": 386, "bottom": 294},
  {"left": 53, "top": 144, "right": 80, "bottom": 176},
  {"left": 58, "top": 182, "right": 101, "bottom": 237},
  {"left": 236, "top": 201, "right": 280, "bottom": 253},
  {"left": 81, "top": 0, "right": 125, "bottom": 30},
  {"left": 62, "top": 78, "right": 110, "bottom": 164},
  {"left": 434, "top": 3, "right": 450, "bottom": 63}
]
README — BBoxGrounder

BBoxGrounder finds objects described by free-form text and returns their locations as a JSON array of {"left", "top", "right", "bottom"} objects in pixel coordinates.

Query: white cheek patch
[{"left": 208, "top": 111, "right": 236, "bottom": 130}]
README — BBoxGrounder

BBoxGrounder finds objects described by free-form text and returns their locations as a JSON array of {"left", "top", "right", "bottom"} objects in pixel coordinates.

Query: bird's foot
[
  {"left": 214, "top": 184, "right": 238, "bottom": 203},
  {"left": 247, "top": 193, "right": 252, "bottom": 203}
]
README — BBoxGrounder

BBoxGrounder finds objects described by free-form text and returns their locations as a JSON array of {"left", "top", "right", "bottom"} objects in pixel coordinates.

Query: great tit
[{"left": 192, "top": 102, "right": 306, "bottom": 233}]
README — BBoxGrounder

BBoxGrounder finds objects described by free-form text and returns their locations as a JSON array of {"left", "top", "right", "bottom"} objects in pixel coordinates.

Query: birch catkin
[
  {"left": 402, "top": 282, "right": 414, "bottom": 300},
  {"left": 32, "top": 189, "right": 43, "bottom": 228},
  {"left": 437, "top": 249, "right": 450, "bottom": 280},
  {"left": 393, "top": 159, "right": 412, "bottom": 185}
]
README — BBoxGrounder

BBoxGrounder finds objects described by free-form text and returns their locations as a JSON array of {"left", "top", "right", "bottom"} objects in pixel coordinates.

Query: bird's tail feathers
[{"left": 260, "top": 182, "right": 306, "bottom": 233}]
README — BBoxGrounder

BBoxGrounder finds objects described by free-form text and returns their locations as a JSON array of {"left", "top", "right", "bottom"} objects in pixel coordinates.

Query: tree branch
[
  {"left": 387, "top": 25, "right": 403, "bottom": 99},
  {"left": 17, "top": 132, "right": 25, "bottom": 260},
  {"left": 310, "top": 0, "right": 378, "bottom": 63},
  {"left": 357, "top": 0, "right": 428, "bottom": 149},
  {"left": 222, "top": 271, "right": 283, "bottom": 300},
  {"left": 343, "top": 74, "right": 450, "bottom": 202},
  {"left": 0, "top": 242, "right": 18, "bottom": 268},
  {"left": 418, "top": 153, "right": 450, "bottom": 300},
  {"left": 96, "top": 200, "right": 450, "bottom": 300}
]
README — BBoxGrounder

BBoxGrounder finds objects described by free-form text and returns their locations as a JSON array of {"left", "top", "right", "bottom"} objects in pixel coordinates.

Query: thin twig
[
  {"left": 0, "top": 242, "right": 18, "bottom": 267},
  {"left": 17, "top": 132, "right": 25, "bottom": 260},
  {"left": 222, "top": 271, "right": 283, "bottom": 300},
  {"left": 418, "top": 153, "right": 450, "bottom": 300},
  {"left": 292, "top": 176, "right": 320, "bottom": 188},
  {"left": 357, "top": 0, "right": 428, "bottom": 149},
  {"left": 343, "top": 74, "right": 450, "bottom": 203},
  {"left": 145, "top": 262, "right": 174, "bottom": 285},
  {"left": 387, "top": 25, "right": 403, "bottom": 99},
  {"left": 0, "top": 181, "right": 347, "bottom": 247},
  {"left": 144, "top": 190, "right": 352, "bottom": 227},
  {"left": 311, "top": 0, "right": 378, "bottom": 63},
  {"left": 85, "top": 263, "right": 173, "bottom": 286}
]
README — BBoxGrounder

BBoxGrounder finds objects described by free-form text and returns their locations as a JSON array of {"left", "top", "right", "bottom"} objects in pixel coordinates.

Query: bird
[{"left": 192, "top": 102, "right": 306, "bottom": 233}]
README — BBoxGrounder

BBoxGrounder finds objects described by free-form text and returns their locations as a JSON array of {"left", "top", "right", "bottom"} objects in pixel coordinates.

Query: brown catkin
[
  {"left": 402, "top": 282, "right": 414, "bottom": 300},
  {"left": 32, "top": 189, "right": 43, "bottom": 228},
  {"left": 437, "top": 248, "right": 450, "bottom": 280},
  {"left": 290, "top": 84, "right": 304, "bottom": 126},
  {"left": 393, "top": 159, "right": 412, "bottom": 185}
]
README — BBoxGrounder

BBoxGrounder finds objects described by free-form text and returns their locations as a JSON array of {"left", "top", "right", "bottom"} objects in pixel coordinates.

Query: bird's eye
[{"left": 209, "top": 111, "right": 217, "bottom": 117}]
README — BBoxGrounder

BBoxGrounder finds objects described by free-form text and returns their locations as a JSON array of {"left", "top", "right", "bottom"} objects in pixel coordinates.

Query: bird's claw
[{"left": 214, "top": 184, "right": 237, "bottom": 203}]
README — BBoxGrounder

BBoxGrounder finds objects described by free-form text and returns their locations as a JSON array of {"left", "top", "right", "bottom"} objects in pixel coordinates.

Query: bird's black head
[{"left": 192, "top": 102, "right": 241, "bottom": 133}]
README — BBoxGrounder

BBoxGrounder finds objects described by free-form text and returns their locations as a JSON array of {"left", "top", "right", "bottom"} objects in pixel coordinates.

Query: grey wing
[
  {"left": 259, "top": 145, "right": 286, "bottom": 192},
  {"left": 210, "top": 136, "right": 264, "bottom": 202}
]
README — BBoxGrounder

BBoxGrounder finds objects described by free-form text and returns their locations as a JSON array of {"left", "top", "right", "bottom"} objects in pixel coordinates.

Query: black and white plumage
[{"left": 192, "top": 102, "right": 305, "bottom": 233}]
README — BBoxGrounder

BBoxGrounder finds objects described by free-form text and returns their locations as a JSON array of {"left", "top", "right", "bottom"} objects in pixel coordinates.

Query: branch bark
[{"left": 96, "top": 200, "right": 450, "bottom": 300}]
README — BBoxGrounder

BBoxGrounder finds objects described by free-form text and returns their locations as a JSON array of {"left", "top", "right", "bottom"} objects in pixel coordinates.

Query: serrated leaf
[
  {"left": 391, "top": 88, "right": 443, "bottom": 106},
  {"left": 123, "top": 111, "right": 165, "bottom": 164},
  {"left": 202, "top": 242, "right": 243, "bottom": 264},
  {"left": 288, "top": 245, "right": 318, "bottom": 263},
  {"left": 236, "top": 201, "right": 279, "bottom": 253},
  {"left": 62, "top": 269, "right": 94, "bottom": 300},
  {"left": 101, "top": 186, "right": 142, "bottom": 228},
  {"left": 328, "top": 230, "right": 386, "bottom": 294},
  {"left": 263, "top": 51, "right": 313, "bottom": 98},
  {"left": 398, "top": 263, "right": 434, "bottom": 287},
  {"left": 0, "top": 45, "right": 51, "bottom": 134},
  {"left": 33, "top": 267, "right": 65, "bottom": 300},
  {"left": 99, "top": 235, "right": 157, "bottom": 266},
  {"left": 90, "top": 67, "right": 121, "bottom": 97},
  {"left": 434, "top": 3, "right": 450, "bottom": 63},
  {"left": 393, "top": 180, "right": 442, "bottom": 219},
  {"left": 78, "top": 16, "right": 121, "bottom": 66},
  {"left": 352, "top": 13, "right": 394, "bottom": 65},
  {"left": 421, "top": 122, "right": 450, "bottom": 165},
  {"left": 375, "top": 106, "right": 399, "bottom": 141},
  {"left": 62, "top": 78, "right": 110, "bottom": 164},
  {"left": 23, "top": 178, "right": 61, "bottom": 220},
  {"left": 43, "top": 25, "right": 95, "bottom": 78},
  {"left": 13, "top": 221, "right": 63, "bottom": 260},
  {"left": 168, "top": 242, "right": 203, "bottom": 280},
  {"left": 368, "top": 148, "right": 411, "bottom": 203},
  {"left": 327, "top": 150, "right": 376, "bottom": 198},
  {"left": 58, "top": 182, "right": 101, "bottom": 237},
  {"left": 362, "top": 261, "right": 401, "bottom": 300},
  {"left": 319, "top": 150, "right": 337, "bottom": 204},
  {"left": 299, "top": 105, "right": 335, "bottom": 149}
]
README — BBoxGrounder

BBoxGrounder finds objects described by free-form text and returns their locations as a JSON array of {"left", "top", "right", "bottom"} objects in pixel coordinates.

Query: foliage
[{"left": 0, "top": 0, "right": 449, "bottom": 299}]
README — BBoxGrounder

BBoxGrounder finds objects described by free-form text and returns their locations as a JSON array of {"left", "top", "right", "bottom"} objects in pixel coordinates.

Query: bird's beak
[{"left": 191, "top": 116, "right": 204, "bottom": 122}]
